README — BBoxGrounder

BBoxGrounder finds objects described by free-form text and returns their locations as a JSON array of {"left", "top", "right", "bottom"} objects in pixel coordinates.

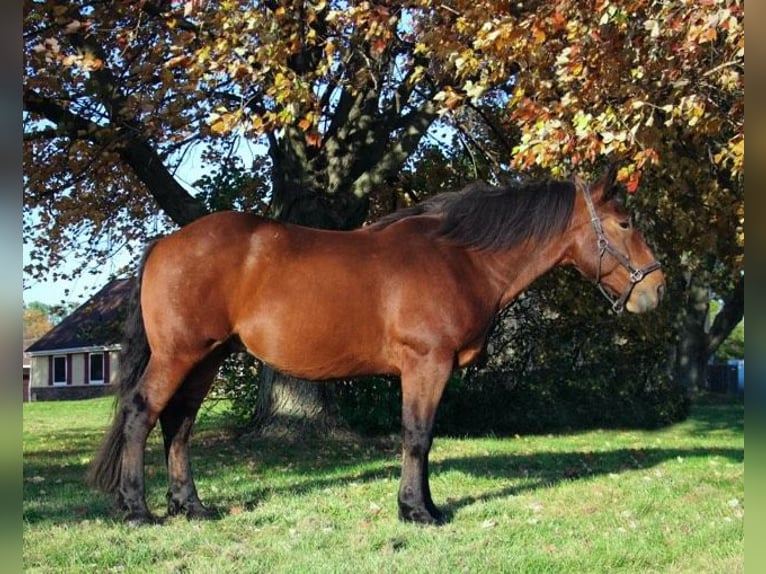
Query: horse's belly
[{"left": 236, "top": 304, "right": 390, "bottom": 380}]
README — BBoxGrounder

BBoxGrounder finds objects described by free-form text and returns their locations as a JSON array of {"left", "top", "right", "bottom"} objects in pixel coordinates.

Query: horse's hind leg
[
  {"left": 116, "top": 392, "right": 156, "bottom": 525},
  {"left": 118, "top": 356, "right": 199, "bottom": 525},
  {"left": 161, "top": 345, "right": 231, "bottom": 519}
]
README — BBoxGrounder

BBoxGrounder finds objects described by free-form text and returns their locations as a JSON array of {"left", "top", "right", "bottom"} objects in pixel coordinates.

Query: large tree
[{"left": 24, "top": 0, "right": 743, "bottom": 434}]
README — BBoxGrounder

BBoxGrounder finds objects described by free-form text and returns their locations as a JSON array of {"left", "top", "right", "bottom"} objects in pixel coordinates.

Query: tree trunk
[
  {"left": 674, "top": 270, "right": 710, "bottom": 393},
  {"left": 705, "top": 274, "right": 744, "bottom": 358},
  {"left": 673, "top": 270, "right": 744, "bottom": 394},
  {"left": 251, "top": 366, "right": 349, "bottom": 438}
]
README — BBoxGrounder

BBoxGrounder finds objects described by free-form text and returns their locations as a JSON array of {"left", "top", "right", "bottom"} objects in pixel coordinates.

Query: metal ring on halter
[{"left": 580, "top": 183, "right": 662, "bottom": 312}]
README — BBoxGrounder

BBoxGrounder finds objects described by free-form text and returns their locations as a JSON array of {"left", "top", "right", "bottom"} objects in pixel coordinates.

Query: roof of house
[{"left": 25, "top": 277, "right": 135, "bottom": 354}]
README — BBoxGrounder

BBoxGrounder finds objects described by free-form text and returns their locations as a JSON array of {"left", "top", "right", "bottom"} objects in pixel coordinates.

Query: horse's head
[{"left": 566, "top": 166, "right": 666, "bottom": 313}]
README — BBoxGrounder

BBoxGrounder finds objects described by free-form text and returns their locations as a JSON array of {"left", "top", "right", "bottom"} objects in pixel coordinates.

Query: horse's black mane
[{"left": 370, "top": 178, "right": 576, "bottom": 250}]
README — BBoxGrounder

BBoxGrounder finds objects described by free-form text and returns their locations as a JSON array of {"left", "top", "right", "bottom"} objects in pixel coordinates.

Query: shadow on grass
[
  {"left": 24, "top": 425, "right": 743, "bottom": 527},
  {"left": 23, "top": 444, "right": 743, "bottom": 526}
]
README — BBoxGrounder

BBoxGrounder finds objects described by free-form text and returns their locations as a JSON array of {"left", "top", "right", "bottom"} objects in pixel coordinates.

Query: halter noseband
[{"left": 581, "top": 184, "right": 662, "bottom": 313}]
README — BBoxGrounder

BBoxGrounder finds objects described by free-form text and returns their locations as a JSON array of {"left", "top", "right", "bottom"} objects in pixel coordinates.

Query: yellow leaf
[
  {"left": 210, "top": 119, "right": 228, "bottom": 134},
  {"left": 414, "top": 43, "right": 428, "bottom": 55},
  {"left": 166, "top": 55, "right": 190, "bottom": 69}
]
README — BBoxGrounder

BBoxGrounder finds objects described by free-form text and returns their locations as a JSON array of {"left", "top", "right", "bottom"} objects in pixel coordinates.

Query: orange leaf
[
  {"left": 626, "top": 170, "right": 642, "bottom": 193},
  {"left": 372, "top": 38, "right": 388, "bottom": 54}
]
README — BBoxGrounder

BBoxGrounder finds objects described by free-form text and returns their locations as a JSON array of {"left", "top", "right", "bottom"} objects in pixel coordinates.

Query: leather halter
[{"left": 581, "top": 184, "right": 662, "bottom": 312}]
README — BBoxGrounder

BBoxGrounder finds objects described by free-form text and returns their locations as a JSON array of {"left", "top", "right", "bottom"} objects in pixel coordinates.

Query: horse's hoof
[
  {"left": 430, "top": 510, "right": 446, "bottom": 526},
  {"left": 167, "top": 499, "right": 219, "bottom": 520},
  {"left": 398, "top": 505, "right": 445, "bottom": 526}
]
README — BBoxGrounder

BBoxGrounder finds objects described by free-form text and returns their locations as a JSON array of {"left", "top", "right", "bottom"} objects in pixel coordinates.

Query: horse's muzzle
[{"left": 626, "top": 282, "right": 665, "bottom": 314}]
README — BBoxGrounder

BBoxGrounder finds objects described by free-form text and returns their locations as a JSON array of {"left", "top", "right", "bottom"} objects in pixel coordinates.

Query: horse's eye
[{"left": 619, "top": 220, "right": 631, "bottom": 230}]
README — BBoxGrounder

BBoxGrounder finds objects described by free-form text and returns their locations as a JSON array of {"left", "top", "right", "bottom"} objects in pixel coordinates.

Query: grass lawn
[{"left": 23, "top": 394, "right": 743, "bottom": 573}]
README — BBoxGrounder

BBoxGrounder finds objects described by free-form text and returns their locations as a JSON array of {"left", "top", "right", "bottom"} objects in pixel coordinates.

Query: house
[{"left": 25, "top": 278, "right": 134, "bottom": 401}]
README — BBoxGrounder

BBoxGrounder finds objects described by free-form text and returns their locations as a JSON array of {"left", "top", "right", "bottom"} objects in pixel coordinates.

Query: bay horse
[{"left": 88, "top": 166, "right": 665, "bottom": 526}]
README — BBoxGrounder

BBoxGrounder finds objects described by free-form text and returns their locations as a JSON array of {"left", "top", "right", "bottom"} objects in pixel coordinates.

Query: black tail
[{"left": 87, "top": 241, "right": 157, "bottom": 494}]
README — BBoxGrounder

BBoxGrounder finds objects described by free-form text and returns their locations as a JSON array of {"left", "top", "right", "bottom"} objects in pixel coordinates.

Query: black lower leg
[
  {"left": 118, "top": 394, "right": 158, "bottom": 525},
  {"left": 398, "top": 424, "right": 443, "bottom": 525},
  {"left": 421, "top": 455, "right": 444, "bottom": 521},
  {"left": 161, "top": 401, "right": 215, "bottom": 519}
]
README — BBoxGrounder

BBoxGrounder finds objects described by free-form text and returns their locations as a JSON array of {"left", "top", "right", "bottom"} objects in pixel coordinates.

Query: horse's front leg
[
  {"left": 399, "top": 417, "right": 444, "bottom": 525},
  {"left": 398, "top": 351, "right": 452, "bottom": 525}
]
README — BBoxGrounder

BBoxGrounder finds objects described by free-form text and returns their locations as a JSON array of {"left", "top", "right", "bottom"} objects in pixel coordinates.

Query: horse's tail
[{"left": 87, "top": 240, "right": 157, "bottom": 494}]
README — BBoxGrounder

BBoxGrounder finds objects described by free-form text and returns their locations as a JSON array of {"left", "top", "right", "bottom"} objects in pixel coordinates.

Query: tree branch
[
  {"left": 350, "top": 100, "right": 437, "bottom": 198},
  {"left": 24, "top": 89, "right": 208, "bottom": 226},
  {"left": 118, "top": 138, "right": 209, "bottom": 225}
]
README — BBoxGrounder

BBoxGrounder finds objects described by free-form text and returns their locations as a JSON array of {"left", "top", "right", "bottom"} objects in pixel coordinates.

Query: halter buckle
[{"left": 630, "top": 269, "right": 645, "bottom": 283}]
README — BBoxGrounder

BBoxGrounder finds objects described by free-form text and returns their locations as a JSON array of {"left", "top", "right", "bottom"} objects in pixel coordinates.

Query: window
[
  {"left": 53, "top": 356, "right": 67, "bottom": 385},
  {"left": 89, "top": 353, "right": 105, "bottom": 384}
]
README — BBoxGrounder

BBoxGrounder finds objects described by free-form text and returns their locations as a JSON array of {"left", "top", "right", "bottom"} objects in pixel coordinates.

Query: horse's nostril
[{"left": 657, "top": 283, "right": 666, "bottom": 301}]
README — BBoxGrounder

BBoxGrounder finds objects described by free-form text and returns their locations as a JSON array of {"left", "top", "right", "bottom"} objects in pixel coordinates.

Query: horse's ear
[{"left": 591, "top": 162, "right": 620, "bottom": 202}]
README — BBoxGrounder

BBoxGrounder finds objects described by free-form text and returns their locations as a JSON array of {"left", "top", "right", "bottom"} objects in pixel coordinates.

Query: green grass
[{"left": 23, "top": 394, "right": 744, "bottom": 573}]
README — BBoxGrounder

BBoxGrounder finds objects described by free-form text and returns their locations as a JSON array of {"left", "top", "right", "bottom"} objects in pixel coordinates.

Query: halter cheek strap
[{"left": 581, "top": 185, "right": 662, "bottom": 312}]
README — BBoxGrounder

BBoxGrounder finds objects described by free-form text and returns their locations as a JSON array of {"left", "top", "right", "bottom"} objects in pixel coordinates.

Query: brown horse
[{"left": 88, "top": 166, "right": 665, "bottom": 525}]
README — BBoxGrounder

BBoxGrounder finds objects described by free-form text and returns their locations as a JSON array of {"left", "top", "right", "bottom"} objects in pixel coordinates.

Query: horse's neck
[{"left": 476, "top": 237, "right": 572, "bottom": 310}]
